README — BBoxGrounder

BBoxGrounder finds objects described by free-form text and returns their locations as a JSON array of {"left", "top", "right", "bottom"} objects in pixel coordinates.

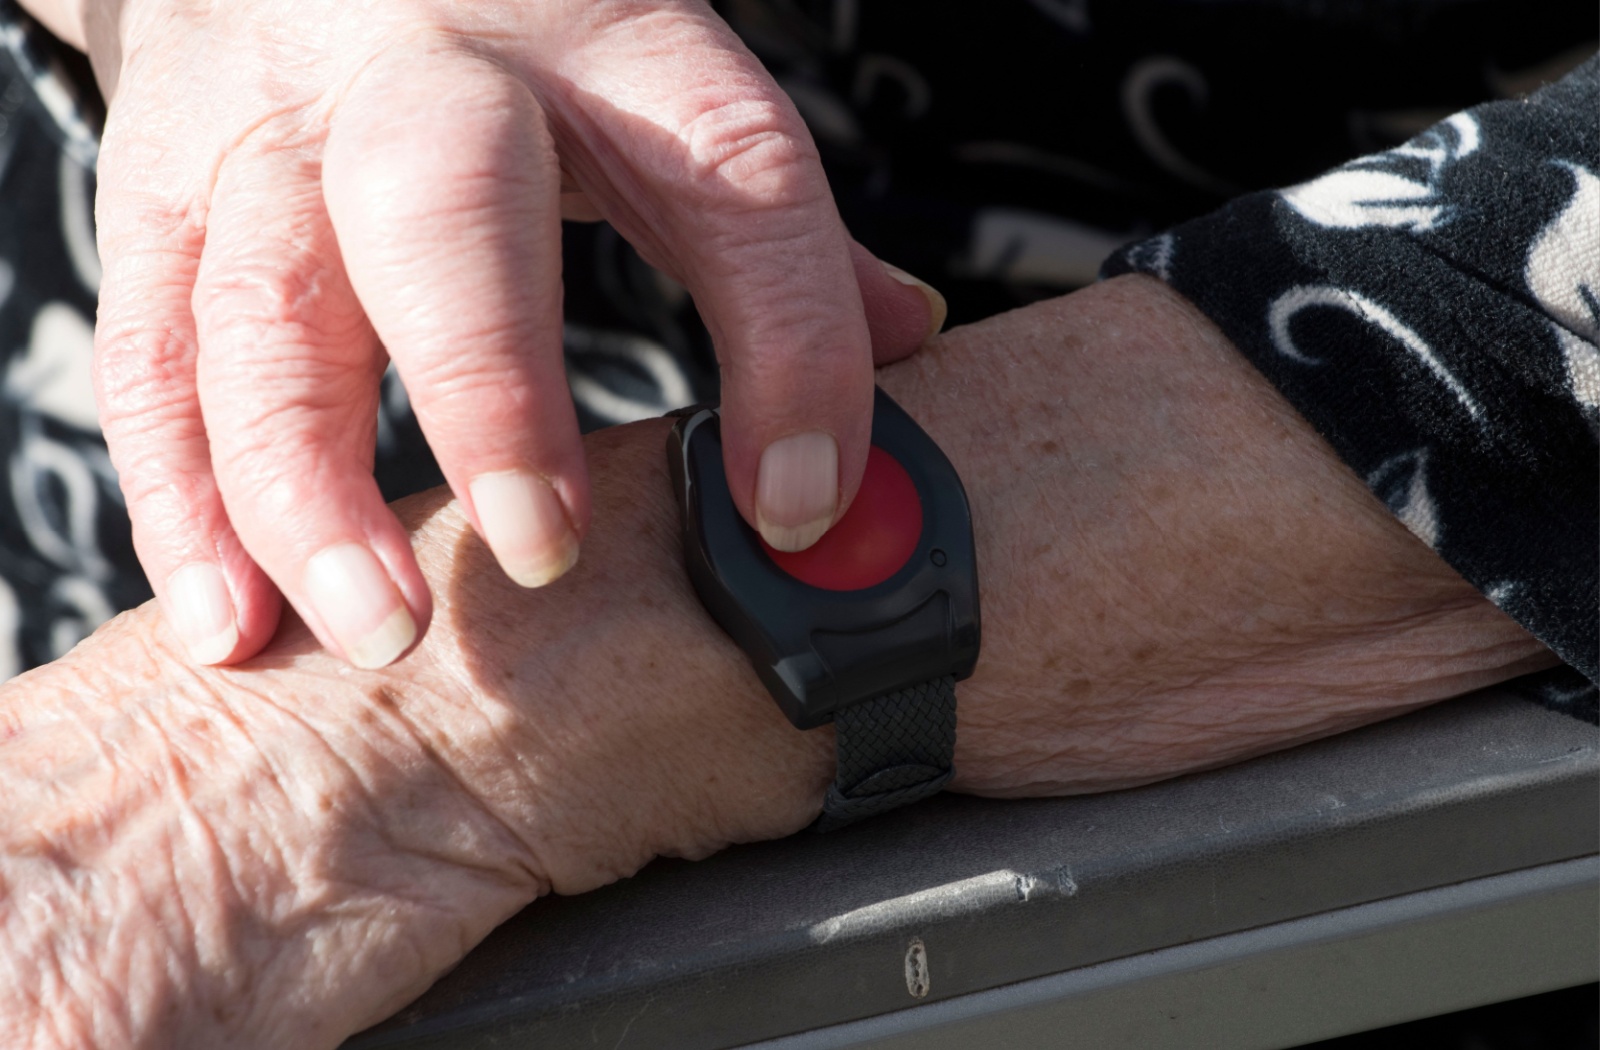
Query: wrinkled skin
[
  {"left": 22, "top": 0, "right": 939, "bottom": 672},
  {"left": 0, "top": 278, "right": 1554, "bottom": 1048}
]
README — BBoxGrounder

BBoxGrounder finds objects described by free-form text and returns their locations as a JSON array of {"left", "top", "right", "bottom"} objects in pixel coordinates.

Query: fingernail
[
  {"left": 756, "top": 431, "right": 838, "bottom": 552},
  {"left": 882, "top": 262, "right": 948, "bottom": 340},
  {"left": 165, "top": 562, "right": 238, "bottom": 665},
  {"left": 304, "top": 543, "right": 416, "bottom": 669},
  {"left": 468, "top": 471, "right": 580, "bottom": 588}
]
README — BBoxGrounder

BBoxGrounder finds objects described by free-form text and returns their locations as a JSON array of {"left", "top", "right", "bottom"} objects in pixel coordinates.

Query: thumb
[{"left": 849, "top": 239, "right": 948, "bottom": 366}]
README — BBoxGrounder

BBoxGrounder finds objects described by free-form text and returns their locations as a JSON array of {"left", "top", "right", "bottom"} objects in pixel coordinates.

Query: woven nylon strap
[{"left": 814, "top": 674, "right": 957, "bottom": 832}]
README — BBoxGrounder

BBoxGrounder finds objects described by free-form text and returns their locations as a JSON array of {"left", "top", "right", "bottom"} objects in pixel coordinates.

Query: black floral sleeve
[{"left": 1103, "top": 58, "right": 1600, "bottom": 709}]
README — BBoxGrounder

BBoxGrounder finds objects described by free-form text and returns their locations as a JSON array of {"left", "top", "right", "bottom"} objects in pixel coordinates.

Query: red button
[{"left": 761, "top": 446, "right": 923, "bottom": 591}]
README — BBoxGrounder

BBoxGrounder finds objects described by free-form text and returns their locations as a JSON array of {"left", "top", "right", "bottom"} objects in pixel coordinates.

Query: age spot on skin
[{"left": 369, "top": 685, "right": 401, "bottom": 711}]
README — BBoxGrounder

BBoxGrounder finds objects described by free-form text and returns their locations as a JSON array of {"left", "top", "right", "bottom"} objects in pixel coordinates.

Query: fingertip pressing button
[{"left": 761, "top": 446, "right": 923, "bottom": 591}]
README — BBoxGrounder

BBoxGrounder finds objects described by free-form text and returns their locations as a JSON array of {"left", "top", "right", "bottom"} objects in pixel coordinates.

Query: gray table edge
[
  {"left": 743, "top": 855, "right": 1599, "bottom": 1050},
  {"left": 349, "top": 688, "right": 1599, "bottom": 1050}
]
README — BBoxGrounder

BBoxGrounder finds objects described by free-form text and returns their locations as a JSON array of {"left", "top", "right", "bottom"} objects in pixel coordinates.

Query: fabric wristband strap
[{"left": 814, "top": 674, "right": 957, "bottom": 832}]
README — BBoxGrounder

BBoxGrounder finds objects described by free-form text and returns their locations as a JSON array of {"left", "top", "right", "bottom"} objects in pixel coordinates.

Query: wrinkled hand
[{"left": 64, "top": 0, "right": 942, "bottom": 670}]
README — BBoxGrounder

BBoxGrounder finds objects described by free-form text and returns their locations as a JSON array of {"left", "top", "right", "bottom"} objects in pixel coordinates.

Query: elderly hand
[
  {"left": 0, "top": 277, "right": 1551, "bottom": 1048},
  {"left": 24, "top": 0, "right": 941, "bottom": 670}
]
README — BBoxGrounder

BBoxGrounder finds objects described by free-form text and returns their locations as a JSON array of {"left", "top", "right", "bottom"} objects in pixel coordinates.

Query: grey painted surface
[
  {"left": 347, "top": 691, "right": 1599, "bottom": 1049},
  {"left": 748, "top": 856, "right": 1599, "bottom": 1049}
]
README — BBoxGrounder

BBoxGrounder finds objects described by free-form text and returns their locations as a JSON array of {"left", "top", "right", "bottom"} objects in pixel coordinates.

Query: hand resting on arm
[
  {"left": 19, "top": 0, "right": 939, "bottom": 671},
  {"left": 0, "top": 275, "right": 1553, "bottom": 1048}
]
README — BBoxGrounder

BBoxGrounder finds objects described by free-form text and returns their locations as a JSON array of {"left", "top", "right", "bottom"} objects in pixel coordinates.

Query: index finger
[{"left": 532, "top": 7, "right": 880, "bottom": 551}]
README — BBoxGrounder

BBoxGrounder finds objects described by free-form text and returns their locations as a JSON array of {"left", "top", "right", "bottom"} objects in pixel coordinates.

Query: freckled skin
[{"left": 0, "top": 277, "right": 1553, "bottom": 1049}]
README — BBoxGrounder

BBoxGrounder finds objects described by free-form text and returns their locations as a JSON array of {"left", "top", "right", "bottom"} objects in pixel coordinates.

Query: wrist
[
  {"left": 388, "top": 421, "right": 836, "bottom": 888},
  {"left": 0, "top": 606, "right": 552, "bottom": 1047}
]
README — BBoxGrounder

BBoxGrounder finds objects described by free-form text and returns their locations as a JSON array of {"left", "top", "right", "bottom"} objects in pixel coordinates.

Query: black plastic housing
[{"left": 667, "top": 388, "right": 980, "bottom": 729}]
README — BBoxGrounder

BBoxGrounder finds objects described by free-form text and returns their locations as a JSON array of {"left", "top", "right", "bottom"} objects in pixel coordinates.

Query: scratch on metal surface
[
  {"left": 605, "top": 996, "right": 652, "bottom": 1049},
  {"left": 809, "top": 867, "right": 1078, "bottom": 944},
  {"left": 1013, "top": 865, "right": 1078, "bottom": 902},
  {"left": 1536, "top": 746, "right": 1596, "bottom": 765}
]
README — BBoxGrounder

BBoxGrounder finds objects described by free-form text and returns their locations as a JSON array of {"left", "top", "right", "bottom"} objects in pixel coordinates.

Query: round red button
[{"left": 761, "top": 446, "right": 923, "bottom": 591}]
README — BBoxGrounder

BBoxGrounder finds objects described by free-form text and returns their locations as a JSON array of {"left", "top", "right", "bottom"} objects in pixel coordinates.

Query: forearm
[
  {"left": 1104, "top": 60, "right": 1600, "bottom": 681},
  {"left": 0, "top": 276, "right": 1554, "bottom": 1048}
]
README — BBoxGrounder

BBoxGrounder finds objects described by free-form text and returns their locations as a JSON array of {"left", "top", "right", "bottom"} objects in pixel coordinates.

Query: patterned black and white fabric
[
  {"left": 0, "top": 0, "right": 1593, "bottom": 718},
  {"left": 0, "top": 6, "right": 128, "bottom": 673}
]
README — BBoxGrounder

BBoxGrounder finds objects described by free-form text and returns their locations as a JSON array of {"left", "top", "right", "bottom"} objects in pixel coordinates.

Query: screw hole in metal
[{"left": 904, "top": 937, "right": 930, "bottom": 998}]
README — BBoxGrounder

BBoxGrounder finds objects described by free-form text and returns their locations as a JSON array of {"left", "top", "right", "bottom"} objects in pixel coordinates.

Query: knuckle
[
  {"left": 122, "top": 462, "right": 217, "bottom": 540},
  {"left": 205, "top": 384, "right": 371, "bottom": 475},
  {"left": 192, "top": 260, "right": 368, "bottom": 352},
  {"left": 203, "top": 349, "right": 383, "bottom": 424},
  {"left": 212, "top": 435, "right": 339, "bottom": 538},
  {"left": 94, "top": 161, "right": 206, "bottom": 253},
  {"left": 193, "top": 262, "right": 313, "bottom": 331},
  {"left": 435, "top": 73, "right": 548, "bottom": 142},
  {"left": 198, "top": 380, "right": 380, "bottom": 542},
  {"left": 94, "top": 322, "right": 197, "bottom": 423},
  {"left": 361, "top": 164, "right": 522, "bottom": 246},
  {"left": 203, "top": 360, "right": 376, "bottom": 469},
  {"left": 407, "top": 363, "right": 545, "bottom": 435},
  {"left": 341, "top": 78, "right": 553, "bottom": 229},
  {"left": 402, "top": 347, "right": 520, "bottom": 395},
  {"left": 678, "top": 99, "right": 822, "bottom": 211}
]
